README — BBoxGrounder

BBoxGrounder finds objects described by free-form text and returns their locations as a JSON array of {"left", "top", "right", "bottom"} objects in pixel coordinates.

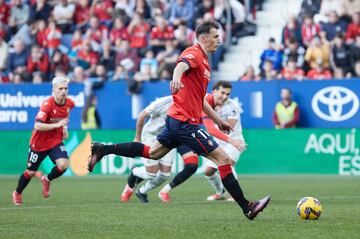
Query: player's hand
[
  {"left": 216, "top": 119, "right": 233, "bottom": 133},
  {"left": 57, "top": 118, "right": 69, "bottom": 128},
  {"left": 170, "top": 80, "right": 184, "bottom": 94},
  {"left": 228, "top": 138, "right": 247, "bottom": 152}
]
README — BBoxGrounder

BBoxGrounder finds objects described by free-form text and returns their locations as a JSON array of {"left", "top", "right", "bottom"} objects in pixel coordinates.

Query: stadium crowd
[
  {"left": 240, "top": 0, "right": 360, "bottom": 81},
  {"left": 0, "top": 0, "right": 258, "bottom": 92}
]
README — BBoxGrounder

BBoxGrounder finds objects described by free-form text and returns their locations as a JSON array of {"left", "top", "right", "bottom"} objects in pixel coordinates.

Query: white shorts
[
  {"left": 141, "top": 132, "right": 175, "bottom": 167},
  {"left": 205, "top": 143, "right": 241, "bottom": 169}
]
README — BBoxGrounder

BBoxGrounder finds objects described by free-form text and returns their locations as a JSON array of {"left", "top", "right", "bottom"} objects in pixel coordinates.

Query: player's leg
[
  {"left": 121, "top": 160, "right": 158, "bottom": 202},
  {"left": 204, "top": 162, "right": 225, "bottom": 201},
  {"left": 206, "top": 147, "right": 271, "bottom": 220},
  {"left": 41, "top": 144, "right": 70, "bottom": 198},
  {"left": 159, "top": 146, "right": 198, "bottom": 202},
  {"left": 136, "top": 150, "right": 175, "bottom": 203},
  {"left": 12, "top": 149, "right": 47, "bottom": 205}
]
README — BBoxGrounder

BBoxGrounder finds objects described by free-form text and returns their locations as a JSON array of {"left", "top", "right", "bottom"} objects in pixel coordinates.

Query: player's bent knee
[
  {"left": 204, "top": 167, "right": 216, "bottom": 177},
  {"left": 57, "top": 158, "right": 69, "bottom": 170},
  {"left": 25, "top": 170, "right": 36, "bottom": 177},
  {"left": 184, "top": 163, "right": 198, "bottom": 174}
]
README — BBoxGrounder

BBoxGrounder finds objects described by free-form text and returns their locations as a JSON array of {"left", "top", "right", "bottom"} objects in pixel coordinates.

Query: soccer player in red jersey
[
  {"left": 12, "top": 77, "right": 75, "bottom": 205},
  {"left": 88, "top": 21, "right": 270, "bottom": 220}
]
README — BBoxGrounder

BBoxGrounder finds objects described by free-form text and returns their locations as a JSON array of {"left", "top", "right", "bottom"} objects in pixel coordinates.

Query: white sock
[
  {"left": 205, "top": 173, "right": 223, "bottom": 195},
  {"left": 139, "top": 171, "right": 170, "bottom": 194},
  {"left": 232, "top": 166, "right": 238, "bottom": 180},
  {"left": 132, "top": 166, "right": 156, "bottom": 180},
  {"left": 160, "top": 184, "right": 171, "bottom": 193}
]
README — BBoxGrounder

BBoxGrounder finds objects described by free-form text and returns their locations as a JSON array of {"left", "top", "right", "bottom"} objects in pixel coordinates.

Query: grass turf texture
[{"left": 0, "top": 175, "right": 359, "bottom": 239}]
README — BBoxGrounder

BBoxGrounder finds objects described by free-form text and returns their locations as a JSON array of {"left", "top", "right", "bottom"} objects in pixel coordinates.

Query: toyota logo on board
[{"left": 311, "top": 86, "right": 359, "bottom": 122}]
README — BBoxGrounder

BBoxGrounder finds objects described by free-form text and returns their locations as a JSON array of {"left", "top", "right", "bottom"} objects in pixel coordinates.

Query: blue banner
[
  {"left": 1, "top": 79, "right": 359, "bottom": 130},
  {"left": 0, "top": 83, "right": 85, "bottom": 130}
]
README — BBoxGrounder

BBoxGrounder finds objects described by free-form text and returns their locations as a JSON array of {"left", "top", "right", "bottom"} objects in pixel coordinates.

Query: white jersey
[
  {"left": 215, "top": 98, "right": 244, "bottom": 145},
  {"left": 142, "top": 96, "right": 173, "bottom": 138}
]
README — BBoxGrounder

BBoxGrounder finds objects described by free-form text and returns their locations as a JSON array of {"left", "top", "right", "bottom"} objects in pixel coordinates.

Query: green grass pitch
[{"left": 1, "top": 175, "right": 359, "bottom": 239}]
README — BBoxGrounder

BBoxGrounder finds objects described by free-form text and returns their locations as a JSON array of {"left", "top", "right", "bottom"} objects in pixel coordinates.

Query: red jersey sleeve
[
  {"left": 178, "top": 50, "right": 199, "bottom": 68},
  {"left": 35, "top": 100, "right": 52, "bottom": 123},
  {"left": 68, "top": 98, "right": 75, "bottom": 110}
]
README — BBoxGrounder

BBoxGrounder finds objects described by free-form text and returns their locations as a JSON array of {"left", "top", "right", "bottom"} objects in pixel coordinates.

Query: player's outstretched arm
[
  {"left": 134, "top": 110, "right": 150, "bottom": 142},
  {"left": 170, "top": 62, "right": 188, "bottom": 94},
  {"left": 34, "top": 118, "right": 68, "bottom": 131}
]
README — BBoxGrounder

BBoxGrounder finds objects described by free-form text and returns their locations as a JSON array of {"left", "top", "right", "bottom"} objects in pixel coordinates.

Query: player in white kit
[{"left": 121, "top": 96, "right": 198, "bottom": 203}]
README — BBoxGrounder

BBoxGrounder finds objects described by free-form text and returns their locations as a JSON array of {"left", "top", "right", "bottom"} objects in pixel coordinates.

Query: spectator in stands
[
  {"left": 156, "top": 39, "right": 180, "bottom": 78},
  {"left": 306, "top": 58, "right": 333, "bottom": 79},
  {"left": 240, "top": 65, "right": 260, "bottom": 81},
  {"left": 8, "top": 0, "right": 29, "bottom": 35},
  {"left": 114, "top": 0, "right": 134, "bottom": 19},
  {"left": 71, "top": 29, "right": 83, "bottom": 52},
  {"left": 90, "top": 0, "right": 113, "bottom": 26},
  {"left": 260, "top": 60, "right": 277, "bottom": 80},
  {"left": 85, "top": 16, "right": 108, "bottom": 52},
  {"left": 74, "top": 0, "right": 90, "bottom": 31},
  {"left": 70, "top": 66, "right": 87, "bottom": 83},
  {"left": 127, "top": 12, "right": 150, "bottom": 57},
  {"left": 174, "top": 20, "right": 194, "bottom": 51},
  {"left": 301, "top": 13, "right": 321, "bottom": 48},
  {"left": 110, "top": 17, "right": 129, "bottom": 47},
  {"left": 280, "top": 58, "right": 305, "bottom": 80},
  {"left": 99, "top": 40, "right": 116, "bottom": 72},
  {"left": 149, "top": 15, "right": 175, "bottom": 55},
  {"left": 44, "top": 19, "right": 62, "bottom": 57},
  {"left": 345, "top": 12, "right": 360, "bottom": 44},
  {"left": 81, "top": 94, "right": 101, "bottom": 130},
  {"left": 259, "top": 38, "right": 283, "bottom": 73},
  {"left": 196, "top": 0, "right": 214, "bottom": 19},
  {"left": 282, "top": 38, "right": 305, "bottom": 69},
  {"left": 53, "top": 0, "right": 75, "bottom": 33},
  {"left": 305, "top": 35, "right": 330, "bottom": 69},
  {"left": 0, "top": 0, "right": 10, "bottom": 25},
  {"left": 350, "top": 35, "right": 360, "bottom": 69},
  {"left": 330, "top": 33, "right": 351, "bottom": 75},
  {"left": 133, "top": 63, "right": 158, "bottom": 82},
  {"left": 12, "top": 72, "right": 24, "bottom": 83},
  {"left": 32, "top": 71, "right": 44, "bottom": 84},
  {"left": 134, "top": 0, "right": 151, "bottom": 20},
  {"left": 0, "top": 30, "right": 8, "bottom": 75},
  {"left": 169, "top": 0, "right": 194, "bottom": 28},
  {"left": 35, "top": 19, "right": 46, "bottom": 48},
  {"left": 140, "top": 49, "right": 158, "bottom": 77},
  {"left": 76, "top": 38, "right": 99, "bottom": 73},
  {"left": 27, "top": 44, "right": 49, "bottom": 80},
  {"left": 299, "top": 0, "right": 321, "bottom": 21},
  {"left": 49, "top": 49, "right": 70, "bottom": 80},
  {"left": 112, "top": 63, "right": 129, "bottom": 81},
  {"left": 319, "top": 0, "right": 343, "bottom": 20},
  {"left": 320, "top": 11, "right": 347, "bottom": 41},
  {"left": 30, "top": 0, "right": 51, "bottom": 21},
  {"left": 8, "top": 39, "right": 27, "bottom": 79},
  {"left": 115, "top": 39, "right": 140, "bottom": 73},
  {"left": 273, "top": 88, "right": 299, "bottom": 129},
  {"left": 282, "top": 14, "right": 302, "bottom": 47}
]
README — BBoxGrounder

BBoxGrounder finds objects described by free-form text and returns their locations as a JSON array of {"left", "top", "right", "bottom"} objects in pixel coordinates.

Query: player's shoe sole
[
  {"left": 12, "top": 191, "right": 22, "bottom": 205},
  {"left": 120, "top": 184, "right": 134, "bottom": 202},
  {"left": 245, "top": 196, "right": 271, "bottom": 220},
  {"left": 88, "top": 142, "right": 104, "bottom": 172},
  {"left": 135, "top": 189, "right": 149, "bottom": 203}
]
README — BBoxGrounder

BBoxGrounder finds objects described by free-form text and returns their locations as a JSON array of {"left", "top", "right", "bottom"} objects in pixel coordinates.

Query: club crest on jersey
[
  {"left": 208, "top": 140, "right": 214, "bottom": 146},
  {"left": 184, "top": 54, "right": 195, "bottom": 60},
  {"left": 191, "top": 133, "right": 196, "bottom": 138},
  {"left": 53, "top": 109, "right": 57, "bottom": 114}
]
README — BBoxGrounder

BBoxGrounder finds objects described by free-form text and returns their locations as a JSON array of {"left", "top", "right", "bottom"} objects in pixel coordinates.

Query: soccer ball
[{"left": 296, "top": 197, "right": 322, "bottom": 220}]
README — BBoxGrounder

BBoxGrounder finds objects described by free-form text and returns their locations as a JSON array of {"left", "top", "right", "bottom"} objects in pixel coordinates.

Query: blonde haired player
[{"left": 12, "top": 77, "right": 75, "bottom": 205}]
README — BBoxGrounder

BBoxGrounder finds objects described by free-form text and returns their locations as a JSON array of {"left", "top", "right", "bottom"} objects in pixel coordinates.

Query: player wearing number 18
[{"left": 12, "top": 77, "right": 75, "bottom": 205}]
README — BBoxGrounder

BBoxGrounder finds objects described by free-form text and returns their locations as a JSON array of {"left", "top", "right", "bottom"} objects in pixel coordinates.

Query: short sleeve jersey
[
  {"left": 30, "top": 96, "right": 75, "bottom": 151},
  {"left": 168, "top": 44, "right": 211, "bottom": 124},
  {"left": 142, "top": 96, "right": 173, "bottom": 137}
]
